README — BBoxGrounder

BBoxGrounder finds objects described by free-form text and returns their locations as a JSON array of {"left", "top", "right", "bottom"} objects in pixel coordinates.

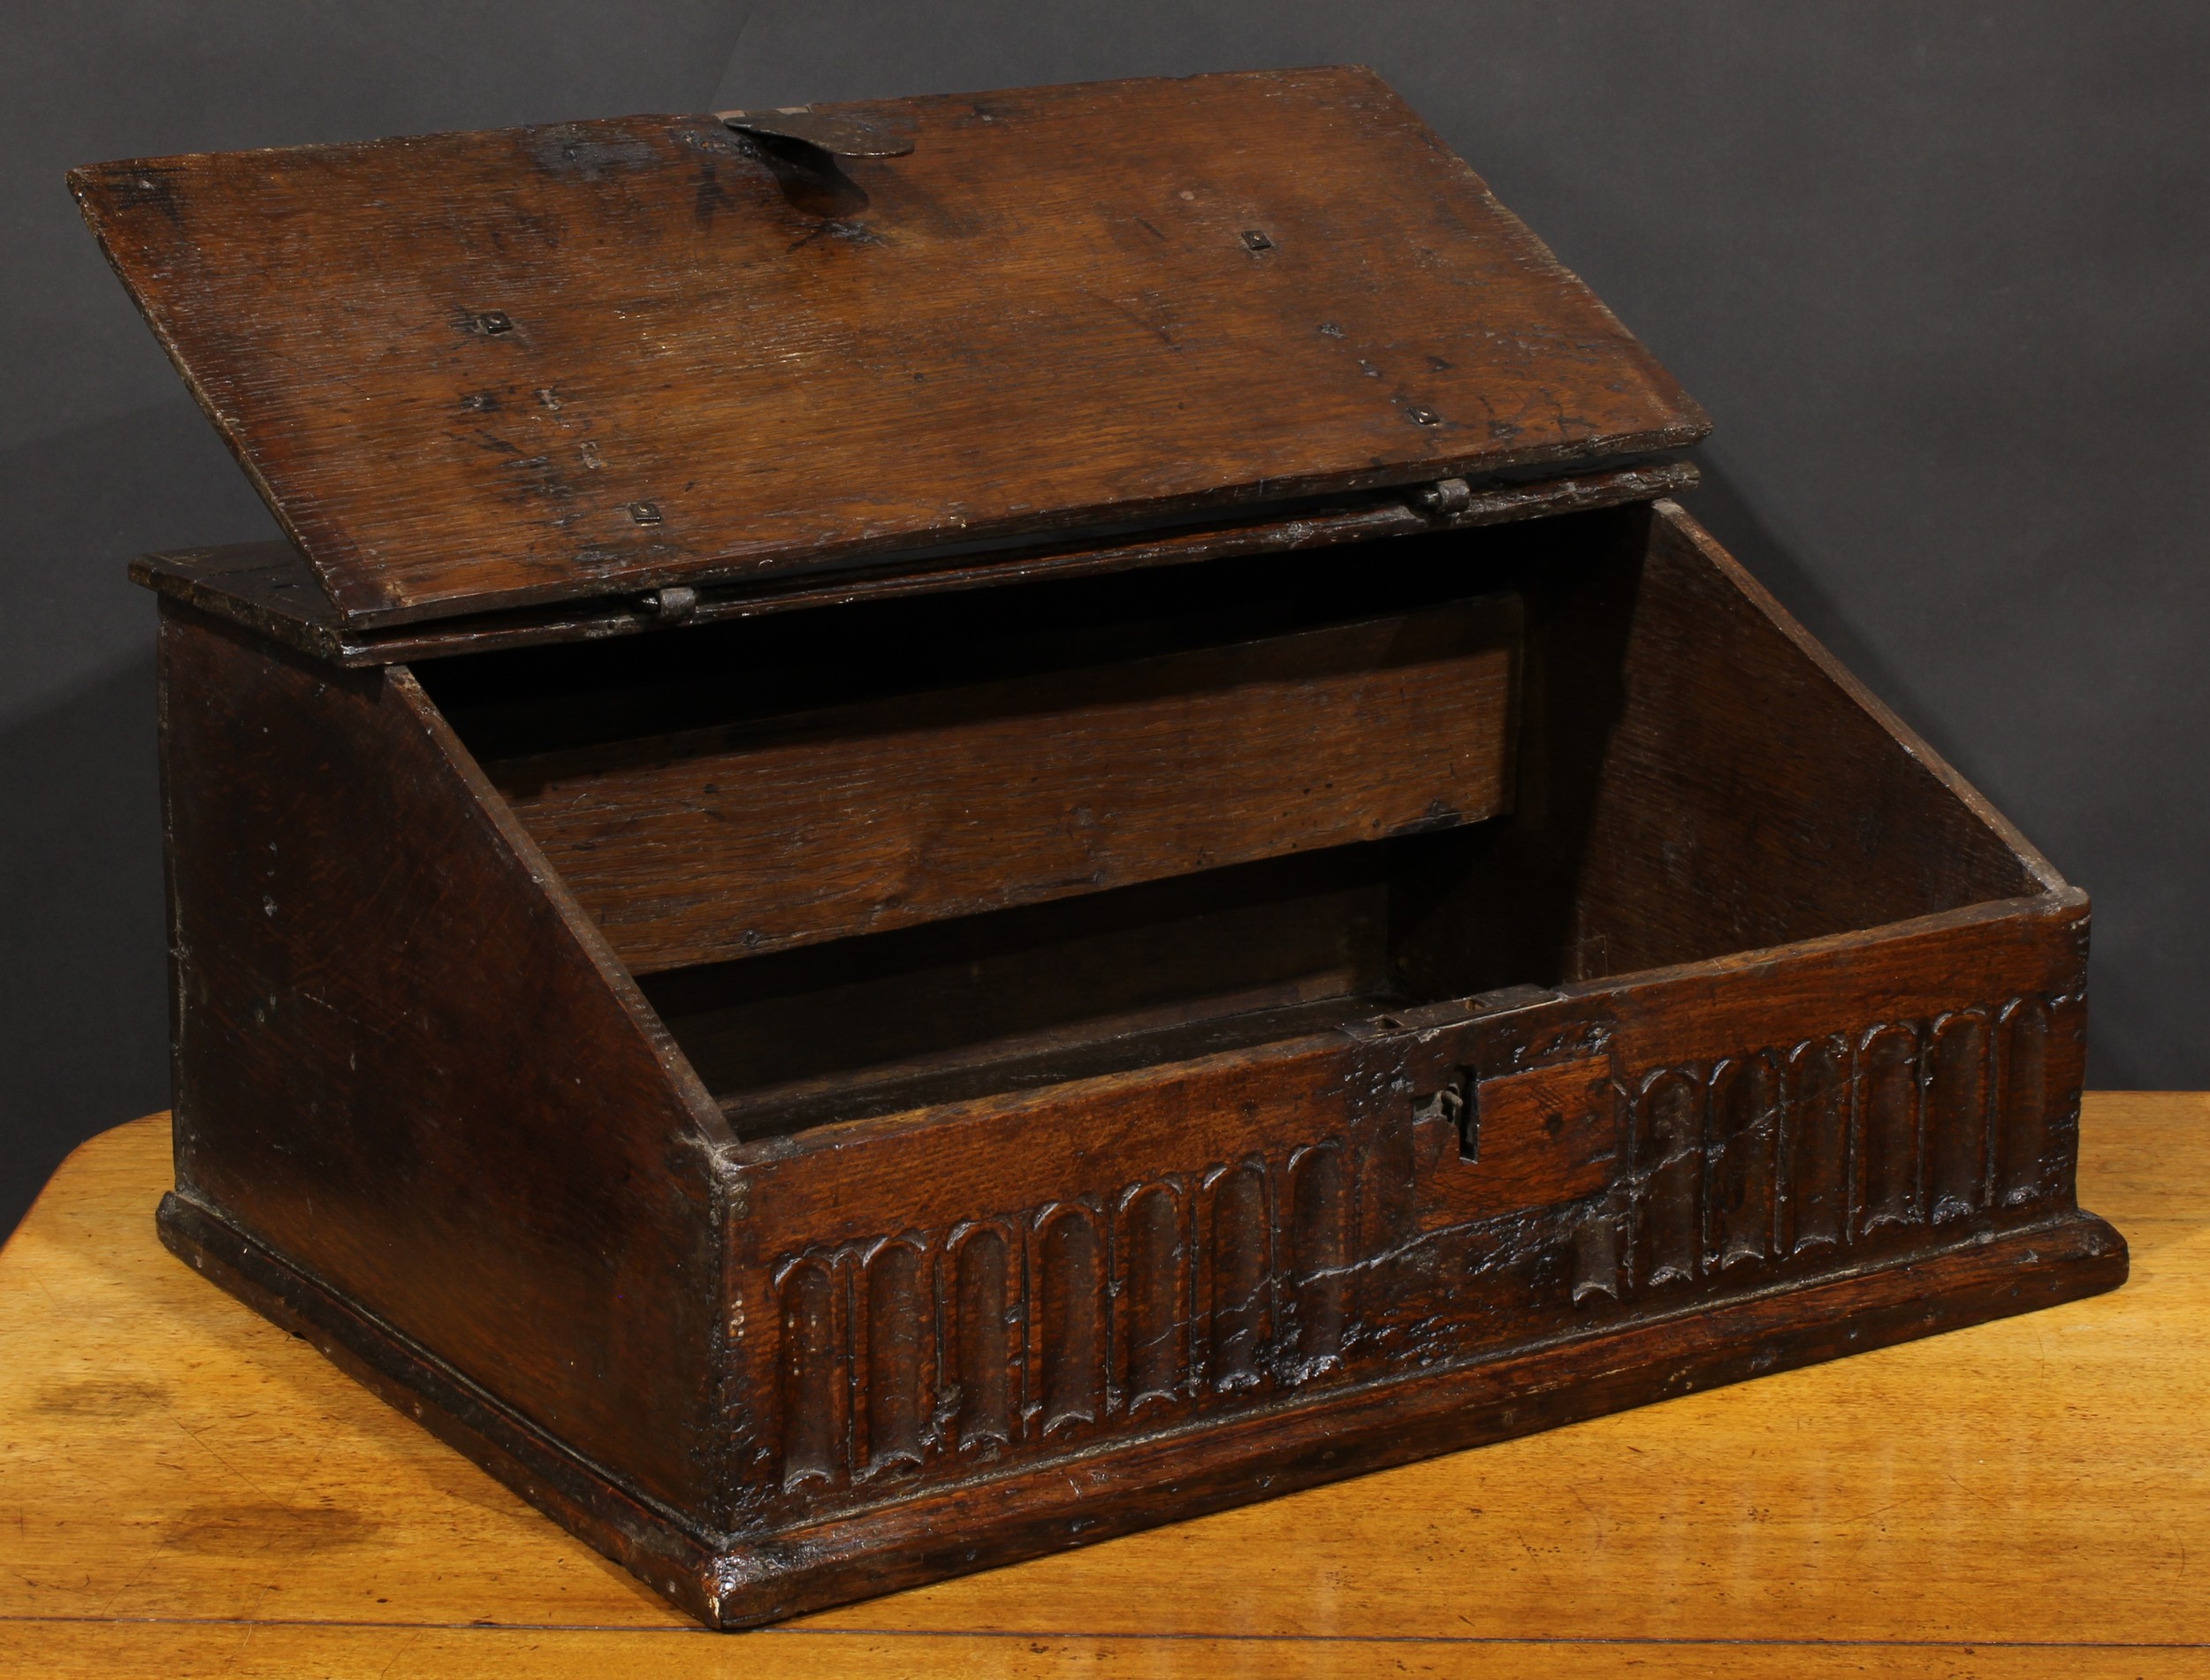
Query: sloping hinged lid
[{"left": 73, "top": 66, "right": 1707, "bottom": 631}]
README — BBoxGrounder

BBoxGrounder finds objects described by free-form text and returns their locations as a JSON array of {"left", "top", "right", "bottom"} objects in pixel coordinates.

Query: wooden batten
[{"left": 493, "top": 597, "right": 1519, "bottom": 974}]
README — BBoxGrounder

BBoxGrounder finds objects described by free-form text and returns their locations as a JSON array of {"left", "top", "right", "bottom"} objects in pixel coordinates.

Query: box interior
[{"left": 418, "top": 506, "right": 2042, "bottom": 1141}]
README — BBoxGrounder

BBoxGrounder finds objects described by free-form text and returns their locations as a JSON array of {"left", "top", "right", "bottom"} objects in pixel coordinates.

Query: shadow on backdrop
[
  {"left": 0, "top": 397, "right": 283, "bottom": 1237},
  {"left": 0, "top": 658, "right": 167, "bottom": 1238}
]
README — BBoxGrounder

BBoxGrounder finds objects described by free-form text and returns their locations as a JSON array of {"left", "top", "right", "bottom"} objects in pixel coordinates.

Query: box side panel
[
  {"left": 157, "top": 602, "right": 727, "bottom": 1521},
  {"left": 1395, "top": 501, "right": 2054, "bottom": 995},
  {"left": 715, "top": 890, "right": 2092, "bottom": 1527}
]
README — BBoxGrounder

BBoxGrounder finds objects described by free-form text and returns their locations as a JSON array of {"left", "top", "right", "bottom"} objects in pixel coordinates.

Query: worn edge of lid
[{"left": 131, "top": 460, "right": 1700, "bottom": 668}]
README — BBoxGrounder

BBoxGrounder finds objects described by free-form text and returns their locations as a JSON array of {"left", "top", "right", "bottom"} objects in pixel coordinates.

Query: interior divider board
[
  {"left": 644, "top": 845, "right": 1398, "bottom": 1129},
  {"left": 492, "top": 596, "right": 1521, "bottom": 974}
]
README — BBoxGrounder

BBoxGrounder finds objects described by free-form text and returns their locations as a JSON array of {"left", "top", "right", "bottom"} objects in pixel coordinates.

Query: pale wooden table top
[{"left": 1, "top": 1096, "right": 2202, "bottom": 1678}]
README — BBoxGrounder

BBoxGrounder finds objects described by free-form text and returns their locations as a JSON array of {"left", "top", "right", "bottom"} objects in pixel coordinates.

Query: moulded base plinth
[{"left": 156, "top": 1189, "right": 2125, "bottom": 1630}]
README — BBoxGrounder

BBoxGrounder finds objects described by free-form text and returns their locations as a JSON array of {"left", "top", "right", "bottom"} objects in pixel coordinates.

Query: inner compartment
[
  {"left": 637, "top": 845, "right": 1406, "bottom": 1135},
  {"left": 421, "top": 505, "right": 2043, "bottom": 1138}
]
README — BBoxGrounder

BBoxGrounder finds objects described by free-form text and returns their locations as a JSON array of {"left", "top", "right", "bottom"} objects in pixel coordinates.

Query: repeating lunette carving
[
  {"left": 768, "top": 1125, "right": 1436, "bottom": 1493},
  {"left": 1581, "top": 992, "right": 2078, "bottom": 1303},
  {"left": 1204, "top": 1160, "right": 1269, "bottom": 1393},
  {"left": 769, "top": 990, "right": 2078, "bottom": 1491}
]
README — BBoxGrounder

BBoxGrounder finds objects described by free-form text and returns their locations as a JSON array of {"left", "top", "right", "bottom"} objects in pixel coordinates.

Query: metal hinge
[
  {"left": 1410, "top": 476, "right": 1474, "bottom": 516},
  {"left": 644, "top": 585, "right": 698, "bottom": 625}
]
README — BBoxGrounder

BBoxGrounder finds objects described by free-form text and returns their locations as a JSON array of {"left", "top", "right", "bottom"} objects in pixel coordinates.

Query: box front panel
[
  {"left": 1553, "top": 896, "right": 2089, "bottom": 1315},
  {"left": 715, "top": 892, "right": 2089, "bottom": 1525}
]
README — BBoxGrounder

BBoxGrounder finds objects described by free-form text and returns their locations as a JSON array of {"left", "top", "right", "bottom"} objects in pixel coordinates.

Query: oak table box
[{"left": 72, "top": 67, "right": 2123, "bottom": 1629}]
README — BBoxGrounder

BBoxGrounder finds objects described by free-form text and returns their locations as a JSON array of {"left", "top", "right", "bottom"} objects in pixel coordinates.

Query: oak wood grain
[
  {"left": 73, "top": 68, "right": 1705, "bottom": 628},
  {"left": 156, "top": 604, "right": 733, "bottom": 1522},
  {"left": 124, "top": 461, "right": 1700, "bottom": 667},
  {"left": 58, "top": 52, "right": 2122, "bottom": 1668},
  {"left": 137, "top": 496, "right": 2116, "bottom": 1630},
  {"left": 1, "top": 1094, "right": 2197, "bottom": 1676},
  {"left": 496, "top": 597, "right": 1517, "bottom": 972}
]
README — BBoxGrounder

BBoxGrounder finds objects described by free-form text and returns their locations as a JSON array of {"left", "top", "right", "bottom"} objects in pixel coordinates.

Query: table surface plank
[{"left": 2, "top": 1095, "right": 2203, "bottom": 1677}]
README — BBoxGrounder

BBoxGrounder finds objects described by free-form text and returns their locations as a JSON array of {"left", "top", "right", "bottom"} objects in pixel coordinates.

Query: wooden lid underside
[{"left": 77, "top": 66, "right": 1705, "bottom": 632}]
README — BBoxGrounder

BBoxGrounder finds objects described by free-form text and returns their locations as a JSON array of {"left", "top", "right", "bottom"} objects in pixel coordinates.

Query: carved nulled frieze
[
  {"left": 1203, "top": 1159, "right": 1269, "bottom": 1393},
  {"left": 1117, "top": 1184, "right": 1186, "bottom": 1416},
  {"left": 772, "top": 1155, "right": 1287, "bottom": 1493},
  {"left": 1928, "top": 1010, "right": 1990, "bottom": 1224},
  {"left": 766, "top": 1102, "right": 1458, "bottom": 1494},
  {"left": 1786, "top": 1038, "right": 1848, "bottom": 1257},
  {"left": 1582, "top": 991, "right": 2078, "bottom": 1304},
  {"left": 1635, "top": 1068, "right": 1703, "bottom": 1289},
  {"left": 768, "top": 990, "right": 2079, "bottom": 1494},
  {"left": 1286, "top": 1144, "right": 1349, "bottom": 1382},
  {"left": 1709, "top": 1051, "right": 1778, "bottom": 1272},
  {"left": 946, "top": 1223, "right": 1012, "bottom": 1452},
  {"left": 1860, "top": 1023, "right": 1919, "bottom": 1231},
  {"left": 1037, "top": 1206, "right": 1104, "bottom": 1437},
  {"left": 864, "top": 1240, "right": 926, "bottom": 1474},
  {"left": 775, "top": 1258, "right": 842, "bottom": 1490},
  {"left": 1996, "top": 995, "right": 2055, "bottom": 1205}
]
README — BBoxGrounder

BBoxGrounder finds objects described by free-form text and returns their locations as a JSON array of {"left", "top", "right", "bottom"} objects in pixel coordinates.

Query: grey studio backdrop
[{"left": 4, "top": 4, "right": 2205, "bottom": 1237}]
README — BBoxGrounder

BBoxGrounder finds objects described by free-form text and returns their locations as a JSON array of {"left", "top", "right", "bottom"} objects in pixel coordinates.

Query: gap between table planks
[{"left": 3, "top": 1094, "right": 2204, "bottom": 1677}]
